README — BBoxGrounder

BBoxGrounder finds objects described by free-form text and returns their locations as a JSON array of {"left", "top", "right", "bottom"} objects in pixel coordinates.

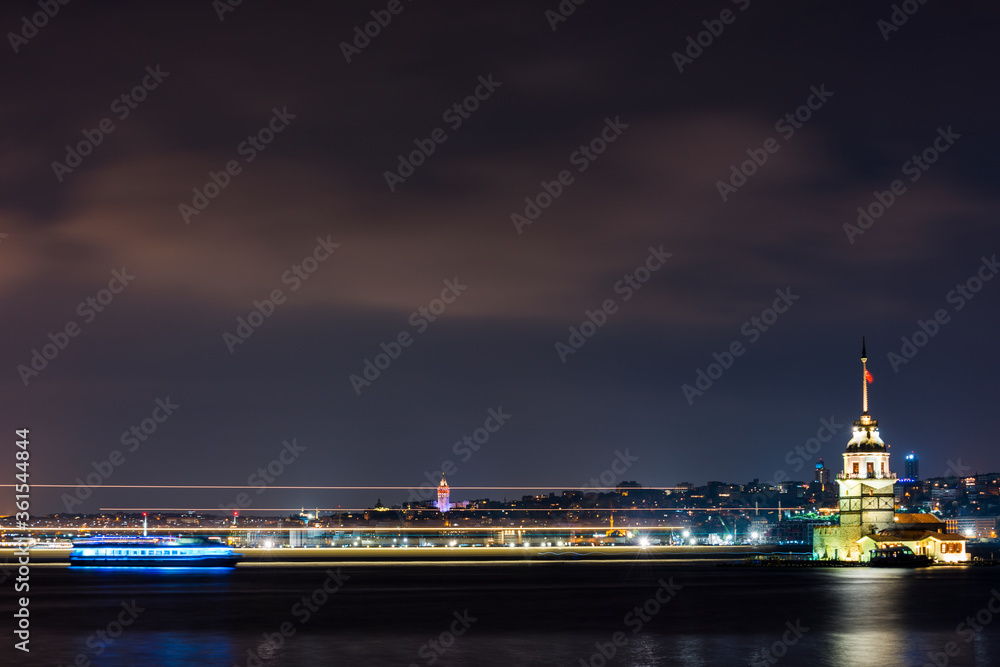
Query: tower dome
[{"left": 845, "top": 419, "right": 888, "bottom": 454}]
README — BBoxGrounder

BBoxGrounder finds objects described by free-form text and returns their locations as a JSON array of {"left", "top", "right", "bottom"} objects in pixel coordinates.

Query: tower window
[
  {"left": 867, "top": 462, "right": 875, "bottom": 477},
  {"left": 853, "top": 462, "right": 860, "bottom": 475}
]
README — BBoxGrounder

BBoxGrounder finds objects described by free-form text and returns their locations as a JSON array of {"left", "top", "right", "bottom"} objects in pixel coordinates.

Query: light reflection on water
[
  {"left": 93, "top": 632, "right": 238, "bottom": 667},
  {"left": 70, "top": 566, "right": 237, "bottom": 573},
  {"left": 13, "top": 563, "right": 1000, "bottom": 666},
  {"left": 825, "top": 569, "right": 910, "bottom": 666}
]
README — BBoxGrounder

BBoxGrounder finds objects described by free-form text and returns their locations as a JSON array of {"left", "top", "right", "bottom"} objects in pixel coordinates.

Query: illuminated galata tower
[{"left": 436, "top": 475, "right": 451, "bottom": 513}]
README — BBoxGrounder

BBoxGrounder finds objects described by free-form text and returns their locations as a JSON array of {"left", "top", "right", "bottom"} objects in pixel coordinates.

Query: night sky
[{"left": 3, "top": 1, "right": 998, "bottom": 515}]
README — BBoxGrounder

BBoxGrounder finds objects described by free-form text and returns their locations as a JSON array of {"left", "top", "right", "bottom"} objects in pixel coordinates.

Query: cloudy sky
[{"left": 3, "top": 1, "right": 998, "bottom": 514}]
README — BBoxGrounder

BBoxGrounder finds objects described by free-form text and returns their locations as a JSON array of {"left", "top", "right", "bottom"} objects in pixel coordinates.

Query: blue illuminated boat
[{"left": 70, "top": 536, "right": 242, "bottom": 567}]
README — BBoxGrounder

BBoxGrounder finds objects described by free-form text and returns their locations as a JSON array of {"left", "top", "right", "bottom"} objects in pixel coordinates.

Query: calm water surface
[{"left": 4, "top": 560, "right": 1000, "bottom": 666}]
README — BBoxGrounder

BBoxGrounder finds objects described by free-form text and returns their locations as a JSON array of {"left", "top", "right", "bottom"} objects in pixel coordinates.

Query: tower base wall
[{"left": 813, "top": 524, "right": 864, "bottom": 561}]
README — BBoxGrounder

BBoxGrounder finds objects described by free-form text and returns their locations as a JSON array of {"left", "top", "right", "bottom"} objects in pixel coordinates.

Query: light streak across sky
[
  {"left": 1, "top": 484, "right": 689, "bottom": 490},
  {"left": 93, "top": 507, "right": 791, "bottom": 512}
]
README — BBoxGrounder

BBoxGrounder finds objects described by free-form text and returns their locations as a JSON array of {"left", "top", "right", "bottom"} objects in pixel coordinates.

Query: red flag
[{"left": 865, "top": 370, "right": 874, "bottom": 383}]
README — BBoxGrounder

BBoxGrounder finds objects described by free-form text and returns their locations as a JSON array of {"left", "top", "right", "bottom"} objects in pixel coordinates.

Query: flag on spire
[{"left": 865, "top": 369, "right": 874, "bottom": 383}]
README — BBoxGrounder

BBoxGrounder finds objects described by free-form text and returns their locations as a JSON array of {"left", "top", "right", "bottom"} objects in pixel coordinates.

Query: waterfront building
[
  {"left": 813, "top": 340, "right": 968, "bottom": 562},
  {"left": 859, "top": 513, "right": 968, "bottom": 563},
  {"left": 813, "top": 339, "right": 896, "bottom": 560},
  {"left": 857, "top": 531, "right": 967, "bottom": 563}
]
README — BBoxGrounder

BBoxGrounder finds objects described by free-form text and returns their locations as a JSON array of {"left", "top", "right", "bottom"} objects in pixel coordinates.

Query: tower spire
[{"left": 861, "top": 336, "right": 868, "bottom": 414}]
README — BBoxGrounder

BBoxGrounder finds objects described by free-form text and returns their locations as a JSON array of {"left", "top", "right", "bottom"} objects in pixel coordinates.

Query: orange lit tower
[
  {"left": 815, "top": 337, "right": 897, "bottom": 560},
  {"left": 838, "top": 338, "right": 896, "bottom": 534}
]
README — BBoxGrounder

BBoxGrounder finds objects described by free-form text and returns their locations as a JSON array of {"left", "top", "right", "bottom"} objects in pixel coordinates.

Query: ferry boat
[
  {"left": 70, "top": 536, "right": 242, "bottom": 567},
  {"left": 867, "top": 546, "right": 932, "bottom": 568}
]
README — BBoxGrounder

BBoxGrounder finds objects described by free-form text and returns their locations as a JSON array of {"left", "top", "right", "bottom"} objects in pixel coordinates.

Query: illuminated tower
[
  {"left": 436, "top": 475, "right": 450, "bottom": 513},
  {"left": 905, "top": 452, "right": 919, "bottom": 480},
  {"left": 836, "top": 338, "right": 896, "bottom": 550},
  {"left": 814, "top": 339, "right": 899, "bottom": 560}
]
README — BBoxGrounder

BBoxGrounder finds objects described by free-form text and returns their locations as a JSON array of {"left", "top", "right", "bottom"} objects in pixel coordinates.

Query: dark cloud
[{"left": 2, "top": 0, "right": 998, "bottom": 514}]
